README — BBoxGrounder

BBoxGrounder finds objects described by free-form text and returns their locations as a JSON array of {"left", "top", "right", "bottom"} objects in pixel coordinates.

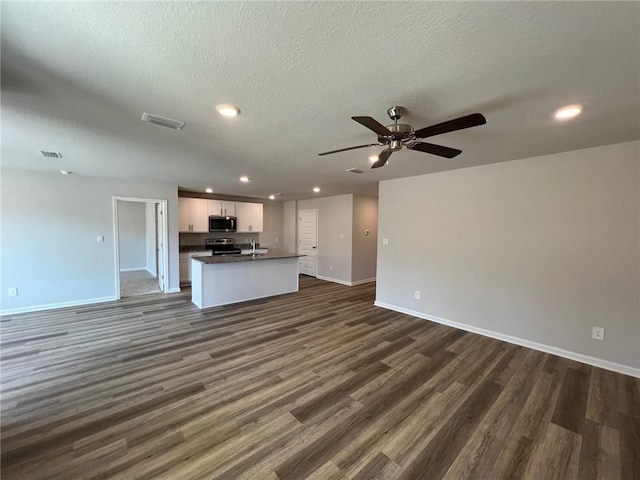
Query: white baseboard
[
  {"left": 374, "top": 301, "right": 640, "bottom": 379},
  {"left": 1, "top": 296, "right": 118, "bottom": 316},
  {"left": 351, "top": 277, "right": 376, "bottom": 286},
  {"left": 167, "top": 287, "right": 181, "bottom": 293},
  {"left": 317, "top": 275, "right": 351, "bottom": 286},
  {"left": 317, "top": 275, "right": 376, "bottom": 287},
  {"left": 119, "top": 267, "right": 148, "bottom": 272}
]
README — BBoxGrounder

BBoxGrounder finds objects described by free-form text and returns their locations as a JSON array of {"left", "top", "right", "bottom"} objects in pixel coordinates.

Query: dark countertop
[{"left": 192, "top": 252, "right": 304, "bottom": 264}]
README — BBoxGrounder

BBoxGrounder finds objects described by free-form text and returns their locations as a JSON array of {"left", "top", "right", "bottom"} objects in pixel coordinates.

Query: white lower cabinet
[{"left": 179, "top": 251, "right": 212, "bottom": 284}]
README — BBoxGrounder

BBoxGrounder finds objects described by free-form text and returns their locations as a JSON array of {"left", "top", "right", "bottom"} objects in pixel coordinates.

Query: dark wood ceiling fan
[{"left": 318, "top": 106, "right": 487, "bottom": 168}]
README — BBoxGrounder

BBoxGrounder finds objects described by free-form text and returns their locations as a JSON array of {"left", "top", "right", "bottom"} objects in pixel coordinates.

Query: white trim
[
  {"left": 1, "top": 296, "right": 118, "bottom": 316},
  {"left": 317, "top": 275, "right": 351, "bottom": 286},
  {"left": 167, "top": 287, "right": 181, "bottom": 293},
  {"left": 351, "top": 277, "right": 376, "bottom": 286},
  {"left": 119, "top": 267, "right": 148, "bottom": 273},
  {"left": 374, "top": 301, "right": 640, "bottom": 379},
  {"left": 316, "top": 275, "right": 376, "bottom": 287}
]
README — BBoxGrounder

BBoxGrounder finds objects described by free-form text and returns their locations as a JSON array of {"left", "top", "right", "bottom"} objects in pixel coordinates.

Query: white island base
[{"left": 191, "top": 256, "right": 300, "bottom": 309}]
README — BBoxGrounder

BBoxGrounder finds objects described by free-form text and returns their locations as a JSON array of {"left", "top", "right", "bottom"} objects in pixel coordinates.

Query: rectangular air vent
[
  {"left": 39, "top": 151, "right": 63, "bottom": 158},
  {"left": 141, "top": 112, "right": 185, "bottom": 130},
  {"left": 346, "top": 168, "right": 364, "bottom": 174}
]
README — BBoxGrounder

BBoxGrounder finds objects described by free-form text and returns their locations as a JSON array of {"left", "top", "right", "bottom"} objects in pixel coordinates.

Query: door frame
[
  {"left": 298, "top": 208, "right": 318, "bottom": 277},
  {"left": 113, "top": 196, "right": 170, "bottom": 299}
]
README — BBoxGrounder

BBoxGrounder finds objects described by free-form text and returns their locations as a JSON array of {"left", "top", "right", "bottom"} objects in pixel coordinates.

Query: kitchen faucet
[{"left": 250, "top": 238, "right": 256, "bottom": 254}]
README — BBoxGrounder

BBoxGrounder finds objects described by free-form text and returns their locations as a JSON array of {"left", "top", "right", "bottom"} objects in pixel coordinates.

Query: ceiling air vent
[
  {"left": 346, "top": 168, "right": 364, "bottom": 174},
  {"left": 141, "top": 112, "right": 185, "bottom": 130},
  {"left": 39, "top": 151, "right": 63, "bottom": 158}
]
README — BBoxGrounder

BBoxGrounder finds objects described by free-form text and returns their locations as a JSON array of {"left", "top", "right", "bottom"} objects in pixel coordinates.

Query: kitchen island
[{"left": 191, "top": 252, "right": 304, "bottom": 309}]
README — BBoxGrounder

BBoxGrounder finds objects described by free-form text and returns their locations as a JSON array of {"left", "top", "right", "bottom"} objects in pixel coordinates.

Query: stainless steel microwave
[{"left": 209, "top": 215, "right": 237, "bottom": 232}]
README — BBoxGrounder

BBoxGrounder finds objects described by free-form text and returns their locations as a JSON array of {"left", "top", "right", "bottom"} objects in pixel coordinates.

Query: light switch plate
[{"left": 383, "top": 238, "right": 389, "bottom": 246}]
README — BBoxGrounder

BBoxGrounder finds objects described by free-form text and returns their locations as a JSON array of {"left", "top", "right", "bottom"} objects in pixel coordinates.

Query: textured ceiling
[{"left": 1, "top": 2, "right": 639, "bottom": 200}]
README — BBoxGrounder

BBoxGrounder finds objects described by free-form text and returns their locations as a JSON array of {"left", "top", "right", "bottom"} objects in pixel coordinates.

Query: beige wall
[
  {"left": 376, "top": 141, "right": 640, "bottom": 372},
  {"left": 117, "top": 200, "right": 146, "bottom": 270},
  {"left": 298, "top": 194, "right": 354, "bottom": 283},
  {"left": 283, "top": 200, "right": 297, "bottom": 253},
  {"left": 352, "top": 195, "right": 378, "bottom": 283},
  {"left": 1, "top": 169, "right": 180, "bottom": 313}
]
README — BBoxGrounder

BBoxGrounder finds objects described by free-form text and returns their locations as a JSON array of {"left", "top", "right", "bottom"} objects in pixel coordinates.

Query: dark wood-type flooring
[{"left": 1, "top": 277, "right": 639, "bottom": 479}]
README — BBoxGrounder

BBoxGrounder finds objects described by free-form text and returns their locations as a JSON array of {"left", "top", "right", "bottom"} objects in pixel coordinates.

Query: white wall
[
  {"left": 117, "top": 200, "right": 146, "bottom": 270},
  {"left": 1, "top": 169, "right": 180, "bottom": 313},
  {"left": 145, "top": 202, "right": 157, "bottom": 276},
  {"left": 376, "top": 141, "right": 640, "bottom": 373},
  {"left": 298, "top": 194, "right": 354, "bottom": 284},
  {"left": 352, "top": 195, "right": 378, "bottom": 283}
]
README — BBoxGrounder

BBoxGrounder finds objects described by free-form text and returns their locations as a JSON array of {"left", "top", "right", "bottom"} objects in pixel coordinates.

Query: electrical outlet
[
  {"left": 592, "top": 326, "right": 605, "bottom": 341},
  {"left": 340, "top": 234, "right": 344, "bottom": 240},
  {"left": 8, "top": 288, "right": 18, "bottom": 297},
  {"left": 275, "top": 237, "right": 279, "bottom": 243},
  {"left": 329, "top": 265, "right": 333, "bottom": 271},
  {"left": 383, "top": 238, "right": 389, "bottom": 246},
  {"left": 414, "top": 290, "right": 420, "bottom": 300},
  {"left": 96, "top": 235, "right": 104, "bottom": 243}
]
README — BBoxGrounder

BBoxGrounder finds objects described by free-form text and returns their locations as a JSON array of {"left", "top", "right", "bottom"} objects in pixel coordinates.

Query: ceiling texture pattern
[{"left": 1, "top": 2, "right": 638, "bottom": 199}]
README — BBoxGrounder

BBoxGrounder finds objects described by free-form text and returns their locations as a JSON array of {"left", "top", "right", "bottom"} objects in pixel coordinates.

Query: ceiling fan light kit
[{"left": 319, "top": 106, "right": 487, "bottom": 169}]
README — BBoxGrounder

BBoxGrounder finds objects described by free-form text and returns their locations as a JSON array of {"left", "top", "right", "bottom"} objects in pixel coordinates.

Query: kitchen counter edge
[{"left": 192, "top": 252, "right": 305, "bottom": 264}]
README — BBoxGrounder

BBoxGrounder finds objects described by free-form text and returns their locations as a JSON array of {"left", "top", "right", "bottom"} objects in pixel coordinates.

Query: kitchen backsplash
[{"left": 179, "top": 232, "right": 260, "bottom": 247}]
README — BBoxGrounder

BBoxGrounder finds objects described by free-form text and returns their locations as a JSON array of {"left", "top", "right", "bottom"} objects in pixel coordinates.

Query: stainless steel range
[{"left": 205, "top": 238, "right": 241, "bottom": 255}]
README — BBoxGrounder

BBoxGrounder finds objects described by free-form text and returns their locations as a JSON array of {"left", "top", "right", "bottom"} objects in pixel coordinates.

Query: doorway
[
  {"left": 113, "top": 197, "right": 169, "bottom": 299},
  {"left": 298, "top": 209, "right": 318, "bottom": 277}
]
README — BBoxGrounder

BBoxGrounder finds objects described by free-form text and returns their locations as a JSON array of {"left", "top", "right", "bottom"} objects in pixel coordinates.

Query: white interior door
[
  {"left": 298, "top": 209, "right": 318, "bottom": 277},
  {"left": 156, "top": 203, "right": 165, "bottom": 291}
]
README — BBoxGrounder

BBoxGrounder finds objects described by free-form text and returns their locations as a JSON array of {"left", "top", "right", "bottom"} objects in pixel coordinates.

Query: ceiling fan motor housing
[
  {"left": 387, "top": 106, "right": 405, "bottom": 120},
  {"left": 380, "top": 123, "right": 415, "bottom": 143}
]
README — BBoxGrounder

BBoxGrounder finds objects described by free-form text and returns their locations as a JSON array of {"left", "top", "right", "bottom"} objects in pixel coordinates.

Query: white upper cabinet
[
  {"left": 207, "top": 199, "right": 222, "bottom": 217},
  {"left": 236, "top": 202, "right": 263, "bottom": 232},
  {"left": 179, "top": 198, "right": 209, "bottom": 233},
  {"left": 222, "top": 201, "right": 236, "bottom": 217},
  {"left": 181, "top": 197, "right": 261, "bottom": 233},
  {"left": 207, "top": 200, "right": 236, "bottom": 217},
  {"left": 178, "top": 198, "right": 190, "bottom": 232}
]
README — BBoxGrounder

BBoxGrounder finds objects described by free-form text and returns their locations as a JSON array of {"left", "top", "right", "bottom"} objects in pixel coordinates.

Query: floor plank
[{"left": 1, "top": 276, "right": 638, "bottom": 479}]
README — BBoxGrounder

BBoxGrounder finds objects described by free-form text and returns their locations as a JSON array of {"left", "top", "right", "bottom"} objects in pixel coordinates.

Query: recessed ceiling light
[
  {"left": 313, "top": 187, "right": 321, "bottom": 193},
  {"left": 240, "top": 176, "right": 250, "bottom": 183},
  {"left": 60, "top": 170, "right": 73, "bottom": 175},
  {"left": 268, "top": 194, "right": 276, "bottom": 200},
  {"left": 554, "top": 104, "right": 583, "bottom": 121},
  {"left": 216, "top": 104, "right": 240, "bottom": 117},
  {"left": 368, "top": 154, "right": 378, "bottom": 163},
  {"left": 205, "top": 188, "right": 213, "bottom": 193}
]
